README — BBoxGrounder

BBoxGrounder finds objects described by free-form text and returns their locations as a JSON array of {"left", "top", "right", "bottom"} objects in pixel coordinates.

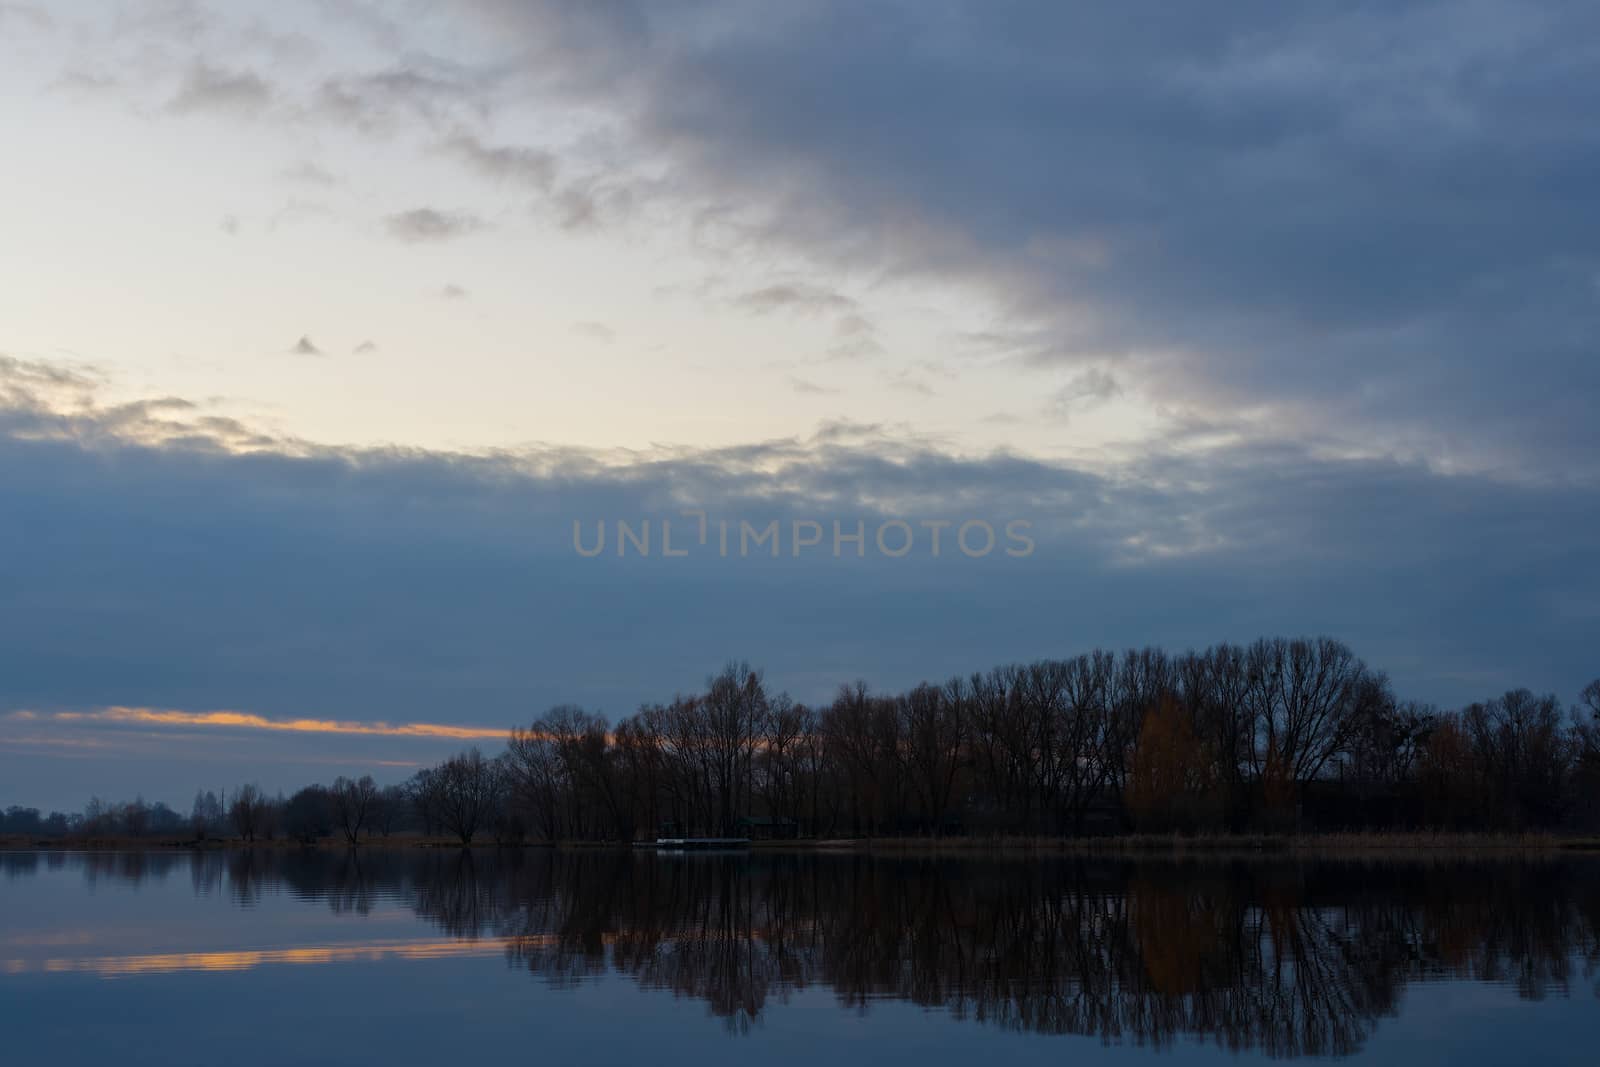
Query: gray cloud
[
  {"left": 1, "top": 359, "right": 1592, "bottom": 733},
  {"left": 1046, "top": 368, "right": 1121, "bottom": 420},
  {"left": 440, "top": 284, "right": 469, "bottom": 300},
  {"left": 167, "top": 62, "right": 272, "bottom": 116},
  {"left": 4, "top": 356, "right": 1598, "bottom": 801},
  {"left": 383, "top": 207, "right": 486, "bottom": 243},
  {"left": 572, "top": 321, "right": 614, "bottom": 342},
  {"left": 353, "top": 340, "right": 378, "bottom": 354},
  {"left": 289, "top": 335, "right": 323, "bottom": 356},
  {"left": 315, "top": 66, "right": 482, "bottom": 132},
  {"left": 551, "top": 179, "right": 634, "bottom": 232},
  {"left": 458, "top": 0, "right": 1600, "bottom": 477},
  {"left": 52, "top": 70, "right": 119, "bottom": 95},
  {"left": 441, "top": 131, "right": 638, "bottom": 233},
  {"left": 830, "top": 311, "right": 883, "bottom": 359},
  {"left": 444, "top": 131, "right": 558, "bottom": 192},
  {"left": 0, "top": 4, "right": 52, "bottom": 30},
  {"left": 281, "top": 161, "right": 340, "bottom": 187},
  {"left": 786, "top": 375, "right": 841, "bottom": 396},
  {"left": 883, "top": 374, "right": 935, "bottom": 398},
  {"left": 733, "top": 283, "right": 857, "bottom": 317},
  {"left": 732, "top": 283, "right": 882, "bottom": 359}
]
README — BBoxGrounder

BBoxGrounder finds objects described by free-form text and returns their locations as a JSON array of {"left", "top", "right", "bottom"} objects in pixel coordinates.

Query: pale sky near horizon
[
  {"left": 2, "top": 1, "right": 1597, "bottom": 810},
  {"left": 0, "top": 0, "right": 1163, "bottom": 461}
]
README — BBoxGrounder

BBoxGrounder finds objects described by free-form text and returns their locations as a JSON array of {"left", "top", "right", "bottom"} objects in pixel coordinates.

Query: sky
[{"left": 1, "top": 0, "right": 1597, "bottom": 811}]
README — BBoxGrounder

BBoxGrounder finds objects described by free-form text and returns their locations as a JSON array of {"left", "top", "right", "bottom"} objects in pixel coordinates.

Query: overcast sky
[{"left": 2, "top": 1, "right": 1597, "bottom": 811}]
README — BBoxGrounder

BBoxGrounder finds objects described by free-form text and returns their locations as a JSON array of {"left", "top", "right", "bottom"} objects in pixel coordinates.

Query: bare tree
[
  {"left": 1246, "top": 637, "right": 1379, "bottom": 792},
  {"left": 1579, "top": 679, "right": 1600, "bottom": 727},
  {"left": 437, "top": 749, "right": 499, "bottom": 845},
  {"left": 506, "top": 720, "right": 567, "bottom": 841},
  {"left": 757, "top": 695, "right": 811, "bottom": 832},
  {"left": 898, "top": 681, "right": 966, "bottom": 834},
  {"left": 373, "top": 785, "right": 408, "bottom": 838},
  {"left": 408, "top": 769, "right": 447, "bottom": 838},
  {"left": 703, "top": 663, "right": 769, "bottom": 836},
  {"left": 229, "top": 784, "right": 265, "bottom": 842},
  {"left": 330, "top": 775, "right": 378, "bottom": 846},
  {"left": 122, "top": 796, "right": 150, "bottom": 838},
  {"left": 190, "top": 790, "right": 223, "bottom": 841}
]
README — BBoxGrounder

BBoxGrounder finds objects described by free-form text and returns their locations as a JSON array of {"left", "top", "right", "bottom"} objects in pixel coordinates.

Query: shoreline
[{"left": 6, "top": 831, "right": 1600, "bottom": 855}]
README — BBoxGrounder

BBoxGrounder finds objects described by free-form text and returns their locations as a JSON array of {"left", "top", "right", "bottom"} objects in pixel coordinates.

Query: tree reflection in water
[{"left": 7, "top": 849, "right": 1597, "bottom": 1054}]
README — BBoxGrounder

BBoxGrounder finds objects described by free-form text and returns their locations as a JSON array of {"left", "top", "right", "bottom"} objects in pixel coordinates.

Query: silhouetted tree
[
  {"left": 373, "top": 784, "right": 408, "bottom": 837},
  {"left": 190, "top": 790, "right": 224, "bottom": 841},
  {"left": 284, "top": 785, "right": 332, "bottom": 845},
  {"left": 437, "top": 749, "right": 499, "bottom": 845},
  {"left": 330, "top": 775, "right": 378, "bottom": 845},
  {"left": 228, "top": 784, "right": 267, "bottom": 842}
]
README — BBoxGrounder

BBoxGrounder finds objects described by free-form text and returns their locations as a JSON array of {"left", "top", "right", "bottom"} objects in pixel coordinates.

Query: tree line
[{"left": 6, "top": 636, "right": 1598, "bottom": 843}]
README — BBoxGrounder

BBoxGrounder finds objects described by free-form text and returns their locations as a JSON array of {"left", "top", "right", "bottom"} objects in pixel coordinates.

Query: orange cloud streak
[{"left": 4, "top": 706, "right": 507, "bottom": 741}]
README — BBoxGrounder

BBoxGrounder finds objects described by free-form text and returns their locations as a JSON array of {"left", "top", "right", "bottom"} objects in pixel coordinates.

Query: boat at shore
[{"left": 649, "top": 837, "right": 752, "bottom": 850}]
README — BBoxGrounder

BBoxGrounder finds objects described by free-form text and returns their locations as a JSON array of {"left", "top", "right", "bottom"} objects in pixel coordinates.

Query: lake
[{"left": 2, "top": 849, "right": 1596, "bottom": 1065}]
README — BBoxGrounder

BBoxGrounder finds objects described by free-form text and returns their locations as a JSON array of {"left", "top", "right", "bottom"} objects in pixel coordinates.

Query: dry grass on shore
[{"left": 787, "top": 830, "right": 1600, "bottom": 856}]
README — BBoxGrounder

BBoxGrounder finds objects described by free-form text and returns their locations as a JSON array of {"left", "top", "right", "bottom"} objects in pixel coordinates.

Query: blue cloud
[{"left": 2, "top": 360, "right": 1596, "bottom": 807}]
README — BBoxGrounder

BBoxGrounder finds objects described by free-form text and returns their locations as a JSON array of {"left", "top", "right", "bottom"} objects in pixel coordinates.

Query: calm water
[{"left": 2, "top": 849, "right": 1597, "bottom": 1065}]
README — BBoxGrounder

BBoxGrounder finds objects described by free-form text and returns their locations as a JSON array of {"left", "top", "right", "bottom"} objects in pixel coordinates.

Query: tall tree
[{"left": 330, "top": 775, "right": 378, "bottom": 846}]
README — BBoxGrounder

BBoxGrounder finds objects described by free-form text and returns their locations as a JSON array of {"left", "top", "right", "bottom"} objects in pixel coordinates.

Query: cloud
[
  {"left": 440, "top": 284, "right": 469, "bottom": 300},
  {"left": 572, "top": 321, "right": 613, "bottom": 342},
  {"left": 0, "top": 4, "right": 52, "bottom": 31},
  {"left": 281, "top": 161, "right": 340, "bottom": 187},
  {"left": 384, "top": 208, "right": 486, "bottom": 243},
  {"left": 829, "top": 311, "right": 883, "bottom": 359},
  {"left": 288, "top": 335, "right": 323, "bottom": 356},
  {"left": 353, "top": 340, "right": 378, "bottom": 355},
  {"left": 3, "top": 707, "right": 505, "bottom": 741},
  {"left": 455, "top": 0, "right": 1600, "bottom": 478},
  {"left": 732, "top": 283, "right": 882, "bottom": 359},
  {"left": 52, "top": 70, "right": 119, "bottom": 95},
  {"left": 883, "top": 373, "right": 935, "bottom": 398},
  {"left": 3, "top": 358, "right": 1595, "bottom": 706},
  {"left": 443, "top": 131, "right": 557, "bottom": 192},
  {"left": 1046, "top": 368, "right": 1121, "bottom": 420},
  {"left": 550, "top": 179, "right": 634, "bottom": 232},
  {"left": 314, "top": 66, "right": 482, "bottom": 132},
  {"left": 3, "top": 363, "right": 1598, "bottom": 802},
  {"left": 167, "top": 62, "right": 272, "bottom": 117},
  {"left": 0, "top": 354, "right": 100, "bottom": 395},
  {"left": 219, "top": 214, "right": 239, "bottom": 236},
  {"left": 440, "top": 130, "right": 637, "bottom": 232},
  {"left": 786, "top": 376, "right": 841, "bottom": 396},
  {"left": 733, "top": 283, "right": 857, "bottom": 317}
]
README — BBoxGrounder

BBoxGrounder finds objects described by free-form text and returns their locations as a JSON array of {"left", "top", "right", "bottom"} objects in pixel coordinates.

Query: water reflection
[
  {"left": 4, "top": 937, "right": 518, "bottom": 976},
  {"left": 4, "top": 849, "right": 1598, "bottom": 1057}
]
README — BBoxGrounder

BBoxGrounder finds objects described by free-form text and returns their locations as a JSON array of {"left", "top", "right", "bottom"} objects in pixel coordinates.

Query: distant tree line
[
  {"left": 5, "top": 638, "right": 1597, "bottom": 843},
  {"left": 473, "top": 643, "right": 1600, "bottom": 841}
]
